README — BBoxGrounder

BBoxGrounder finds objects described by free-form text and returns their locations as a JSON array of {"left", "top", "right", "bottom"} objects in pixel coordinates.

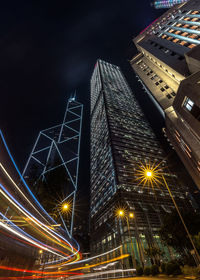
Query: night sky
[{"left": 0, "top": 1, "right": 167, "bottom": 195}]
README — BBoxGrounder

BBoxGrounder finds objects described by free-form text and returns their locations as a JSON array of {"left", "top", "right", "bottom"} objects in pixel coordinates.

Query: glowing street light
[
  {"left": 62, "top": 203, "right": 70, "bottom": 211},
  {"left": 129, "top": 212, "right": 134, "bottom": 219},
  {"left": 138, "top": 162, "right": 200, "bottom": 266},
  {"left": 145, "top": 170, "right": 152, "bottom": 177},
  {"left": 118, "top": 209, "right": 124, "bottom": 217},
  {"left": 116, "top": 208, "right": 137, "bottom": 268}
]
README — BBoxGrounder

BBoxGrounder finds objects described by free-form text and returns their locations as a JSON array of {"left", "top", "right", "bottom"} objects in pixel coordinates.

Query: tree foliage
[
  {"left": 159, "top": 209, "right": 200, "bottom": 256},
  {"left": 144, "top": 246, "right": 164, "bottom": 265}
]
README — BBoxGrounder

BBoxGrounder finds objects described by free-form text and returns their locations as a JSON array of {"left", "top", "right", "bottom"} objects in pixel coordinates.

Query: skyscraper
[
  {"left": 90, "top": 59, "right": 189, "bottom": 267},
  {"left": 130, "top": 0, "right": 200, "bottom": 189},
  {"left": 23, "top": 97, "right": 83, "bottom": 236},
  {"left": 152, "top": 0, "right": 188, "bottom": 9}
]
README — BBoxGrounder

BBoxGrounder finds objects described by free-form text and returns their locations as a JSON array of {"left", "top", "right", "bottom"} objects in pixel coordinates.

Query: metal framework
[{"left": 22, "top": 97, "right": 83, "bottom": 236}]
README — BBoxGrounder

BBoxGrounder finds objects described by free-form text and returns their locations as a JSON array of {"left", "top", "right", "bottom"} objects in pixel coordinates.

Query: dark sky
[{"left": 0, "top": 0, "right": 166, "bottom": 193}]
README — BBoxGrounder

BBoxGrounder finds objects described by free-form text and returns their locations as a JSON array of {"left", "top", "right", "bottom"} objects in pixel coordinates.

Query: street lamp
[
  {"left": 117, "top": 209, "right": 125, "bottom": 217},
  {"left": 62, "top": 202, "right": 70, "bottom": 212},
  {"left": 139, "top": 163, "right": 200, "bottom": 266},
  {"left": 116, "top": 209, "right": 137, "bottom": 269}
]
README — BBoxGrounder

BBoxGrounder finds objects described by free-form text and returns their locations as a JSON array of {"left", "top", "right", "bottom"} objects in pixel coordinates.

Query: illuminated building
[
  {"left": 22, "top": 97, "right": 83, "bottom": 236},
  {"left": 152, "top": 0, "right": 188, "bottom": 9},
  {"left": 130, "top": 0, "right": 200, "bottom": 189},
  {"left": 90, "top": 59, "right": 190, "bottom": 267}
]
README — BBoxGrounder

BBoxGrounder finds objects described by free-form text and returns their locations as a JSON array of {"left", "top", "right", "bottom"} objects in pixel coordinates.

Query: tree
[
  {"left": 159, "top": 209, "right": 200, "bottom": 260},
  {"left": 144, "top": 246, "right": 164, "bottom": 265}
]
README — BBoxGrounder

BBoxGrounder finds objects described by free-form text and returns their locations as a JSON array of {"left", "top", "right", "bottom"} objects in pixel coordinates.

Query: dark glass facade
[{"left": 90, "top": 59, "right": 190, "bottom": 267}]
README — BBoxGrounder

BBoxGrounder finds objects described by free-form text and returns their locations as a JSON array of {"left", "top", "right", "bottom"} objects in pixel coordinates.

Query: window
[
  {"left": 161, "top": 88, "right": 165, "bottom": 92},
  {"left": 188, "top": 44, "right": 196, "bottom": 49},
  {"left": 178, "top": 56, "right": 184, "bottom": 61},
  {"left": 191, "top": 11, "right": 199, "bottom": 15},
  {"left": 183, "top": 97, "right": 200, "bottom": 120},
  {"left": 173, "top": 38, "right": 180, "bottom": 43},
  {"left": 181, "top": 32, "right": 189, "bottom": 37},
  {"left": 179, "top": 41, "right": 188, "bottom": 46},
  {"left": 166, "top": 94, "right": 172, "bottom": 99},
  {"left": 191, "top": 18, "right": 199, "bottom": 22}
]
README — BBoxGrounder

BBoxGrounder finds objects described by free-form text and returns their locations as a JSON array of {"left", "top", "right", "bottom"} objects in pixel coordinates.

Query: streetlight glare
[
  {"left": 118, "top": 210, "right": 124, "bottom": 216},
  {"left": 62, "top": 203, "right": 70, "bottom": 211},
  {"left": 129, "top": 212, "right": 134, "bottom": 219},
  {"left": 146, "top": 170, "right": 152, "bottom": 178}
]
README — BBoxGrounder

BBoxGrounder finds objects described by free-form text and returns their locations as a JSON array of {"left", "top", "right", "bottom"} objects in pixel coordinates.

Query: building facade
[
  {"left": 152, "top": 0, "right": 188, "bottom": 9},
  {"left": 22, "top": 97, "right": 83, "bottom": 236},
  {"left": 90, "top": 59, "right": 190, "bottom": 267},
  {"left": 131, "top": 0, "right": 200, "bottom": 189}
]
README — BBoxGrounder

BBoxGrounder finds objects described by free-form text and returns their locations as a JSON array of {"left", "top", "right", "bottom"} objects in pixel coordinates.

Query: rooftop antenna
[{"left": 70, "top": 90, "right": 76, "bottom": 102}]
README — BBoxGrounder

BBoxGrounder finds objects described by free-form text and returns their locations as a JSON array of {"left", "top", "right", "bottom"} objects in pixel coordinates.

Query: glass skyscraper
[{"left": 90, "top": 59, "right": 190, "bottom": 267}]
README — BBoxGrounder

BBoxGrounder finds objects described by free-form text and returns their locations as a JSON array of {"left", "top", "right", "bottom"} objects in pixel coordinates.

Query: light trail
[
  {"left": 0, "top": 130, "right": 57, "bottom": 224},
  {"left": 0, "top": 182, "right": 79, "bottom": 259},
  {"left": 0, "top": 220, "right": 66, "bottom": 258},
  {"left": 0, "top": 129, "right": 82, "bottom": 273},
  {"left": 59, "top": 245, "right": 122, "bottom": 267},
  {"left": 0, "top": 265, "right": 83, "bottom": 275},
  {"left": 0, "top": 275, "right": 82, "bottom": 280},
  {"left": 0, "top": 213, "right": 61, "bottom": 252},
  {"left": 69, "top": 268, "right": 136, "bottom": 279},
  {"left": 0, "top": 163, "right": 53, "bottom": 226},
  {"left": 68, "top": 254, "right": 130, "bottom": 272},
  {"left": 45, "top": 244, "right": 122, "bottom": 269}
]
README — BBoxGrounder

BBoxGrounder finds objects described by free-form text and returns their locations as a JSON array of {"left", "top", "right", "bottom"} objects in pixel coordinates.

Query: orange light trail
[
  {"left": 0, "top": 265, "right": 83, "bottom": 275},
  {"left": 68, "top": 254, "right": 130, "bottom": 271}
]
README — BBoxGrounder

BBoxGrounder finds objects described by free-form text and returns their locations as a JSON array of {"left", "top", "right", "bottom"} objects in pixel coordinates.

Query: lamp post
[
  {"left": 141, "top": 166, "right": 200, "bottom": 266},
  {"left": 116, "top": 209, "right": 137, "bottom": 269},
  {"left": 53, "top": 201, "right": 72, "bottom": 236}
]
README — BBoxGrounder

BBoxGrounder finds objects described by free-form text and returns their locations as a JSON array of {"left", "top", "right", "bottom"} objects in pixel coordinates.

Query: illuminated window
[
  {"left": 166, "top": 36, "right": 172, "bottom": 41},
  {"left": 173, "top": 38, "right": 179, "bottom": 43},
  {"left": 183, "top": 97, "right": 200, "bottom": 120},
  {"left": 181, "top": 32, "right": 189, "bottom": 37},
  {"left": 191, "top": 18, "right": 199, "bottom": 22},
  {"left": 188, "top": 44, "right": 196, "bottom": 49},
  {"left": 179, "top": 41, "right": 188, "bottom": 46},
  {"left": 190, "top": 26, "right": 198, "bottom": 30},
  {"left": 189, "top": 34, "right": 198, "bottom": 39},
  {"left": 191, "top": 11, "right": 199, "bottom": 15}
]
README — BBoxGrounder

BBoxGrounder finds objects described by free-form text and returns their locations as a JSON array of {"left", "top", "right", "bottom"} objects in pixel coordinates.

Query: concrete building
[
  {"left": 90, "top": 59, "right": 191, "bottom": 268},
  {"left": 131, "top": 0, "right": 200, "bottom": 189}
]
